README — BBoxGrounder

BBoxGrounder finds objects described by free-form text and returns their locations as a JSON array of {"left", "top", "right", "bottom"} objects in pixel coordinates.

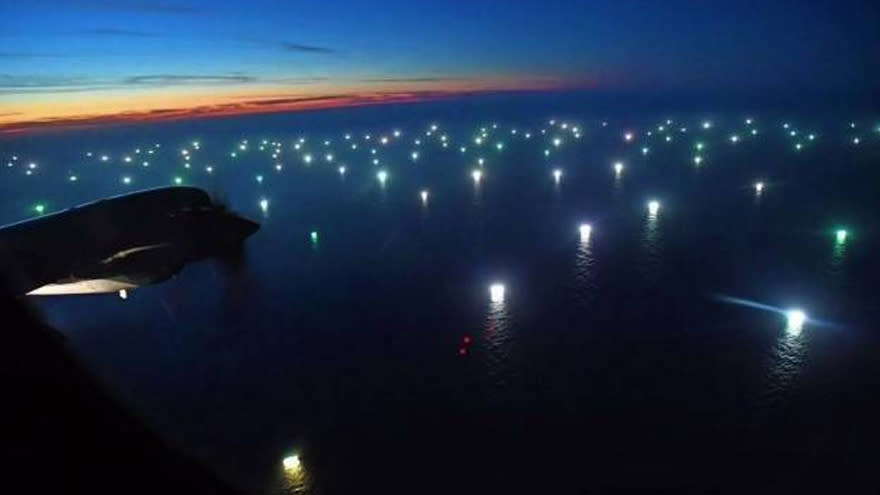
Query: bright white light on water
[
  {"left": 490, "top": 283, "right": 505, "bottom": 303},
  {"left": 693, "top": 156, "right": 703, "bottom": 165},
  {"left": 553, "top": 168, "right": 562, "bottom": 183},
  {"left": 702, "top": 121, "right": 712, "bottom": 129},
  {"left": 122, "top": 176, "right": 131, "bottom": 185},
  {"left": 648, "top": 200, "right": 660, "bottom": 216},
  {"left": 338, "top": 166, "right": 346, "bottom": 176},
  {"left": 613, "top": 162, "right": 624, "bottom": 175},
  {"left": 259, "top": 198, "right": 269, "bottom": 213},
  {"left": 471, "top": 169, "right": 482, "bottom": 184},
  {"left": 730, "top": 135, "right": 740, "bottom": 143},
  {"left": 836, "top": 229, "right": 848, "bottom": 243},
  {"left": 420, "top": 189, "right": 429, "bottom": 203},
  {"left": 786, "top": 309, "right": 807, "bottom": 334},
  {"left": 118, "top": 289, "right": 128, "bottom": 300},
  {"left": 553, "top": 137, "right": 562, "bottom": 147},
  {"left": 69, "top": 175, "right": 77, "bottom": 182},
  {"left": 411, "top": 151, "right": 419, "bottom": 161},
  {"left": 641, "top": 147, "right": 649, "bottom": 155},
  {"left": 579, "top": 223, "right": 592, "bottom": 241},
  {"left": 624, "top": 132, "right": 633, "bottom": 142},
  {"left": 853, "top": 137, "right": 860, "bottom": 145},
  {"left": 377, "top": 170, "right": 388, "bottom": 185},
  {"left": 755, "top": 181, "right": 764, "bottom": 193},
  {"left": 283, "top": 455, "right": 301, "bottom": 471},
  {"left": 303, "top": 154, "right": 312, "bottom": 164}
]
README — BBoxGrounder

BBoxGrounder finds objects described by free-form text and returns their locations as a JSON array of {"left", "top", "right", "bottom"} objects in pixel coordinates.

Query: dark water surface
[{"left": 3, "top": 95, "right": 880, "bottom": 493}]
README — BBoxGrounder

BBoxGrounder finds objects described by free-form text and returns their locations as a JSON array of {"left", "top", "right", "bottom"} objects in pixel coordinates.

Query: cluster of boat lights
[
  {"left": 6, "top": 117, "right": 871, "bottom": 336},
  {"left": 8, "top": 118, "right": 871, "bottom": 479}
]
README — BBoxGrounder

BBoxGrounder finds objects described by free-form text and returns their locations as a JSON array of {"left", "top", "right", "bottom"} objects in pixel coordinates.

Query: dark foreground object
[{"left": 0, "top": 283, "right": 240, "bottom": 495}]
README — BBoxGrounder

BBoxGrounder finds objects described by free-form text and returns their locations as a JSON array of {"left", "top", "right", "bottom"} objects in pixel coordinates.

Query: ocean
[{"left": 3, "top": 93, "right": 880, "bottom": 493}]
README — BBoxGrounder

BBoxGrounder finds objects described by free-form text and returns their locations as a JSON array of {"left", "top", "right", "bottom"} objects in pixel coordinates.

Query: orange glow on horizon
[{"left": 0, "top": 76, "right": 584, "bottom": 134}]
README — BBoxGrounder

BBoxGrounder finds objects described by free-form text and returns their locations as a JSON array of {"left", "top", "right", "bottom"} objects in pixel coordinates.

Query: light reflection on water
[
  {"left": 573, "top": 234, "right": 597, "bottom": 306},
  {"left": 483, "top": 300, "right": 512, "bottom": 390},
  {"left": 762, "top": 325, "right": 810, "bottom": 408},
  {"left": 279, "top": 458, "right": 311, "bottom": 494},
  {"left": 829, "top": 240, "right": 848, "bottom": 277},
  {"left": 638, "top": 211, "right": 663, "bottom": 286}
]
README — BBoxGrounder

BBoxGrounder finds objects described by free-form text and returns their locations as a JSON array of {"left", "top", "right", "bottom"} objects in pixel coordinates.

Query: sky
[{"left": 2, "top": 0, "right": 879, "bottom": 132}]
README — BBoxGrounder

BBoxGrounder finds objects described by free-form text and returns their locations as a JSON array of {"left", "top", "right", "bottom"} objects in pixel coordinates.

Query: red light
[
  {"left": 463, "top": 336, "right": 471, "bottom": 344},
  {"left": 458, "top": 348, "right": 467, "bottom": 355}
]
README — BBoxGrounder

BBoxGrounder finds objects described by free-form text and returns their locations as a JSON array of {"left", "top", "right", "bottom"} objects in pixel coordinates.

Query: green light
[
  {"left": 836, "top": 229, "right": 848, "bottom": 243},
  {"left": 34, "top": 203, "right": 45, "bottom": 215},
  {"left": 310, "top": 231, "right": 319, "bottom": 243}
]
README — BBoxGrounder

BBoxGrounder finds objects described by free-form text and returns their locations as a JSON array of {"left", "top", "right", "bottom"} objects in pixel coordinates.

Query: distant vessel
[{"left": 0, "top": 187, "right": 259, "bottom": 296}]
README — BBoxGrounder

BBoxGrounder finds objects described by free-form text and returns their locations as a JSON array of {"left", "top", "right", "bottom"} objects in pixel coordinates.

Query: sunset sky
[{"left": 2, "top": 0, "right": 879, "bottom": 132}]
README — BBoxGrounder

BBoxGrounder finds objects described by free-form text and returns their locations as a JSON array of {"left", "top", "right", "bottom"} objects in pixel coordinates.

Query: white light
[
  {"left": 553, "top": 137, "right": 562, "bottom": 147},
  {"left": 579, "top": 223, "right": 592, "bottom": 241},
  {"left": 702, "top": 121, "right": 712, "bottom": 129},
  {"left": 420, "top": 189, "right": 429, "bottom": 203},
  {"left": 259, "top": 198, "right": 269, "bottom": 213},
  {"left": 411, "top": 151, "right": 419, "bottom": 161},
  {"left": 624, "top": 132, "right": 633, "bottom": 142},
  {"left": 552, "top": 168, "right": 562, "bottom": 183},
  {"left": 325, "top": 153, "right": 334, "bottom": 162},
  {"left": 641, "top": 147, "right": 649, "bottom": 155},
  {"left": 69, "top": 175, "right": 77, "bottom": 182},
  {"left": 489, "top": 283, "right": 505, "bottom": 303},
  {"left": 693, "top": 156, "right": 703, "bottom": 165},
  {"left": 283, "top": 455, "right": 301, "bottom": 470},
  {"left": 648, "top": 200, "right": 660, "bottom": 216},
  {"left": 122, "top": 176, "right": 131, "bottom": 185},
  {"left": 730, "top": 135, "right": 739, "bottom": 143},
  {"left": 471, "top": 169, "right": 483, "bottom": 184},
  {"left": 338, "top": 166, "right": 346, "bottom": 176},
  {"left": 786, "top": 309, "right": 807, "bottom": 334},
  {"left": 377, "top": 170, "right": 388, "bottom": 185},
  {"left": 118, "top": 289, "right": 128, "bottom": 300},
  {"left": 303, "top": 154, "right": 312, "bottom": 164},
  {"left": 614, "top": 162, "right": 624, "bottom": 175},
  {"left": 755, "top": 181, "right": 764, "bottom": 193}
]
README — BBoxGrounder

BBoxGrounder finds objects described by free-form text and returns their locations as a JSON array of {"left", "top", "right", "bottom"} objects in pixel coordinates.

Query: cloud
[
  {"left": 80, "top": 28, "right": 158, "bottom": 37},
  {"left": 123, "top": 74, "right": 258, "bottom": 85},
  {"left": 279, "top": 42, "right": 336, "bottom": 54},
  {"left": 76, "top": 1, "right": 204, "bottom": 15},
  {"left": 0, "top": 75, "right": 95, "bottom": 88},
  {"left": 359, "top": 77, "right": 463, "bottom": 83},
  {"left": 0, "top": 52, "right": 71, "bottom": 59}
]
